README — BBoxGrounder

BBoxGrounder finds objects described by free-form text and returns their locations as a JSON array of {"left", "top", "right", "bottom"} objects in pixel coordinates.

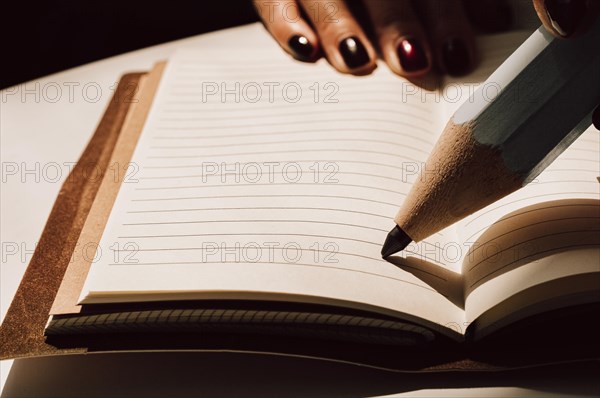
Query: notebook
[{"left": 16, "top": 26, "right": 600, "bottom": 367}]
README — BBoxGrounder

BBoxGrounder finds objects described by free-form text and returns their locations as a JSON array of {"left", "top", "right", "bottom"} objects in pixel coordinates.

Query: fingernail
[
  {"left": 442, "top": 37, "right": 471, "bottom": 77},
  {"left": 397, "top": 37, "right": 428, "bottom": 72},
  {"left": 288, "top": 35, "right": 315, "bottom": 60},
  {"left": 339, "top": 36, "right": 370, "bottom": 69},
  {"left": 545, "top": 0, "right": 587, "bottom": 37}
]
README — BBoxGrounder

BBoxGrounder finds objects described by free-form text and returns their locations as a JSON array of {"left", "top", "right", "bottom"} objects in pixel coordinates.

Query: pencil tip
[{"left": 381, "top": 225, "right": 413, "bottom": 258}]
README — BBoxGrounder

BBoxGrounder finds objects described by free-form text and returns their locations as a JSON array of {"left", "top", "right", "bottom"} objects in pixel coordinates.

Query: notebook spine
[{"left": 46, "top": 308, "right": 435, "bottom": 346}]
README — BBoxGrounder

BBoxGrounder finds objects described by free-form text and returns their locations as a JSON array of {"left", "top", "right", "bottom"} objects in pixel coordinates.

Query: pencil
[{"left": 382, "top": 20, "right": 600, "bottom": 258}]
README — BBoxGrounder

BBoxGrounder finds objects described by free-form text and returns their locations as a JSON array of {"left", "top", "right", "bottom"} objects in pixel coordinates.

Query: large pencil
[{"left": 382, "top": 20, "right": 600, "bottom": 258}]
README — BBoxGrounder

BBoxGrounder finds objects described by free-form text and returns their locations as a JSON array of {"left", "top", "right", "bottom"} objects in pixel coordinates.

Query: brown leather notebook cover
[
  {"left": 0, "top": 62, "right": 596, "bottom": 374},
  {"left": 0, "top": 62, "right": 165, "bottom": 360}
]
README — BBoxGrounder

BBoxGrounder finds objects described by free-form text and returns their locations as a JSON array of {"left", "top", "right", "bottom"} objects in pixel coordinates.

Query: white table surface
[{"left": 2, "top": 8, "right": 596, "bottom": 396}]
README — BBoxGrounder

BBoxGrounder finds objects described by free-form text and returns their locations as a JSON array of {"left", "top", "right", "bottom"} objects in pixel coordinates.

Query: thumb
[{"left": 532, "top": 0, "right": 600, "bottom": 38}]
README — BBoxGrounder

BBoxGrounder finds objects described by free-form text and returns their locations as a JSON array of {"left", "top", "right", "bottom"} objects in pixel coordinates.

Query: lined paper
[
  {"left": 460, "top": 127, "right": 600, "bottom": 321},
  {"left": 457, "top": 128, "right": 600, "bottom": 245},
  {"left": 80, "top": 30, "right": 535, "bottom": 333},
  {"left": 443, "top": 31, "right": 600, "bottom": 321},
  {"left": 80, "top": 44, "right": 467, "bottom": 332}
]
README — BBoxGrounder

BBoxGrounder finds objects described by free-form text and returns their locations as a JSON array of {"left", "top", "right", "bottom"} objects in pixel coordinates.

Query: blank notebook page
[{"left": 79, "top": 31, "right": 531, "bottom": 331}]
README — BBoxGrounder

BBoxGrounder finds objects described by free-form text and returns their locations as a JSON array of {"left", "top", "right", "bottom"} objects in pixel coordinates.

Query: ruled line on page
[
  {"left": 114, "top": 232, "right": 448, "bottom": 253},
  {"left": 166, "top": 86, "right": 435, "bottom": 104},
  {"left": 154, "top": 119, "right": 434, "bottom": 134},
  {"left": 116, "top": 232, "right": 382, "bottom": 246},
  {"left": 104, "top": 260, "right": 439, "bottom": 293},
  {"left": 463, "top": 190, "right": 599, "bottom": 228},
  {"left": 144, "top": 149, "right": 426, "bottom": 162},
  {"left": 165, "top": 90, "right": 436, "bottom": 106},
  {"left": 463, "top": 204, "right": 600, "bottom": 244},
  {"left": 468, "top": 242, "right": 600, "bottom": 289},
  {"left": 138, "top": 171, "right": 403, "bottom": 183},
  {"left": 168, "top": 77, "right": 390, "bottom": 87},
  {"left": 141, "top": 159, "right": 409, "bottom": 171},
  {"left": 117, "top": 245, "right": 387, "bottom": 264},
  {"left": 162, "top": 99, "right": 432, "bottom": 112},
  {"left": 120, "top": 219, "right": 389, "bottom": 233},
  {"left": 150, "top": 129, "right": 434, "bottom": 147},
  {"left": 129, "top": 194, "right": 398, "bottom": 207},
  {"left": 165, "top": 88, "right": 431, "bottom": 100},
  {"left": 465, "top": 216, "right": 600, "bottom": 259},
  {"left": 157, "top": 109, "right": 432, "bottom": 123},
  {"left": 125, "top": 206, "right": 392, "bottom": 219},
  {"left": 133, "top": 182, "right": 407, "bottom": 196},
  {"left": 148, "top": 139, "right": 429, "bottom": 155},
  {"left": 111, "top": 245, "right": 448, "bottom": 281}
]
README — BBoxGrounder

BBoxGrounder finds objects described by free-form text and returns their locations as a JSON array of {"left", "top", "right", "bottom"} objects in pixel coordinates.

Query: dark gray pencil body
[{"left": 382, "top": 21, "right": 600, "bottom": 258}]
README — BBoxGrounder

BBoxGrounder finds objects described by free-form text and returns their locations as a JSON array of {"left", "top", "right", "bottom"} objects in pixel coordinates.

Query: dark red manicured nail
[
  {"left": 593, "top": 104, "right": 600, "bottom": 130},
  {"left": 545, "top": 0, "right": 588, "bottom": 37},
  {"left": 397, "top": 37, "right": 428, "bottom": 72}
]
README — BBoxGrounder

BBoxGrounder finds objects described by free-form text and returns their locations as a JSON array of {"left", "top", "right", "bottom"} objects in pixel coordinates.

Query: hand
[
  {"left": 254, "top": 0, "right": 599, "bottom": 128},
  {"left": 253, "top": 0, "right": 512, "bottom": 78},
  {"left": 532, "top": 0, "right": 600, "bottom": 129}
]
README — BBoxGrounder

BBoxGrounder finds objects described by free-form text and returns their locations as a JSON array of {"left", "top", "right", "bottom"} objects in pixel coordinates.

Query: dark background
[{"left": 1, "top": 0, "right": 258, "bottom": 89}]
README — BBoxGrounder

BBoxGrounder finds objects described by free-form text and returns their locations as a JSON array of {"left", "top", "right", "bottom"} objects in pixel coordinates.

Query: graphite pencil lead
[{"left": 381, "top": 225, "right": 413, "bottom": 258}]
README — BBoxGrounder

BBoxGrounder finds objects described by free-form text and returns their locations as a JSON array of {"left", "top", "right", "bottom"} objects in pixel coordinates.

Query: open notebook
[{"left": 46, "top": 28, "right": 599, "bottom": 349}]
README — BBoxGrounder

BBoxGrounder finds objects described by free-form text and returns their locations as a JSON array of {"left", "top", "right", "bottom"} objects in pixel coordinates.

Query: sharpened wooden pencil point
[
  {"left": 381, "top": 225, "right": 413, "bottom": 258},
  {"left": 383, "top": 21, "right": 600, "bottom": 249}
]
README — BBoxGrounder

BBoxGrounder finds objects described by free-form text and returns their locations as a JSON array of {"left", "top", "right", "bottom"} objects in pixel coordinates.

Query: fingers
[
  {"left": 298, "top": 0, "right": 377, "bottom": 74},
  {"left": 254, "top": 0, "right": 378, "bottom": 74},
  {"left": 533, "top": 0, "right": 600, "bottom": 38},
  {"left": 253, "top": 0, "right": 320, "bottom": 61},
  {"left": 415, "top": 0, "right": 477, "bottom": 77},
  {"left": 364, "top": 0, "right": 432, "bottom": 78}
]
